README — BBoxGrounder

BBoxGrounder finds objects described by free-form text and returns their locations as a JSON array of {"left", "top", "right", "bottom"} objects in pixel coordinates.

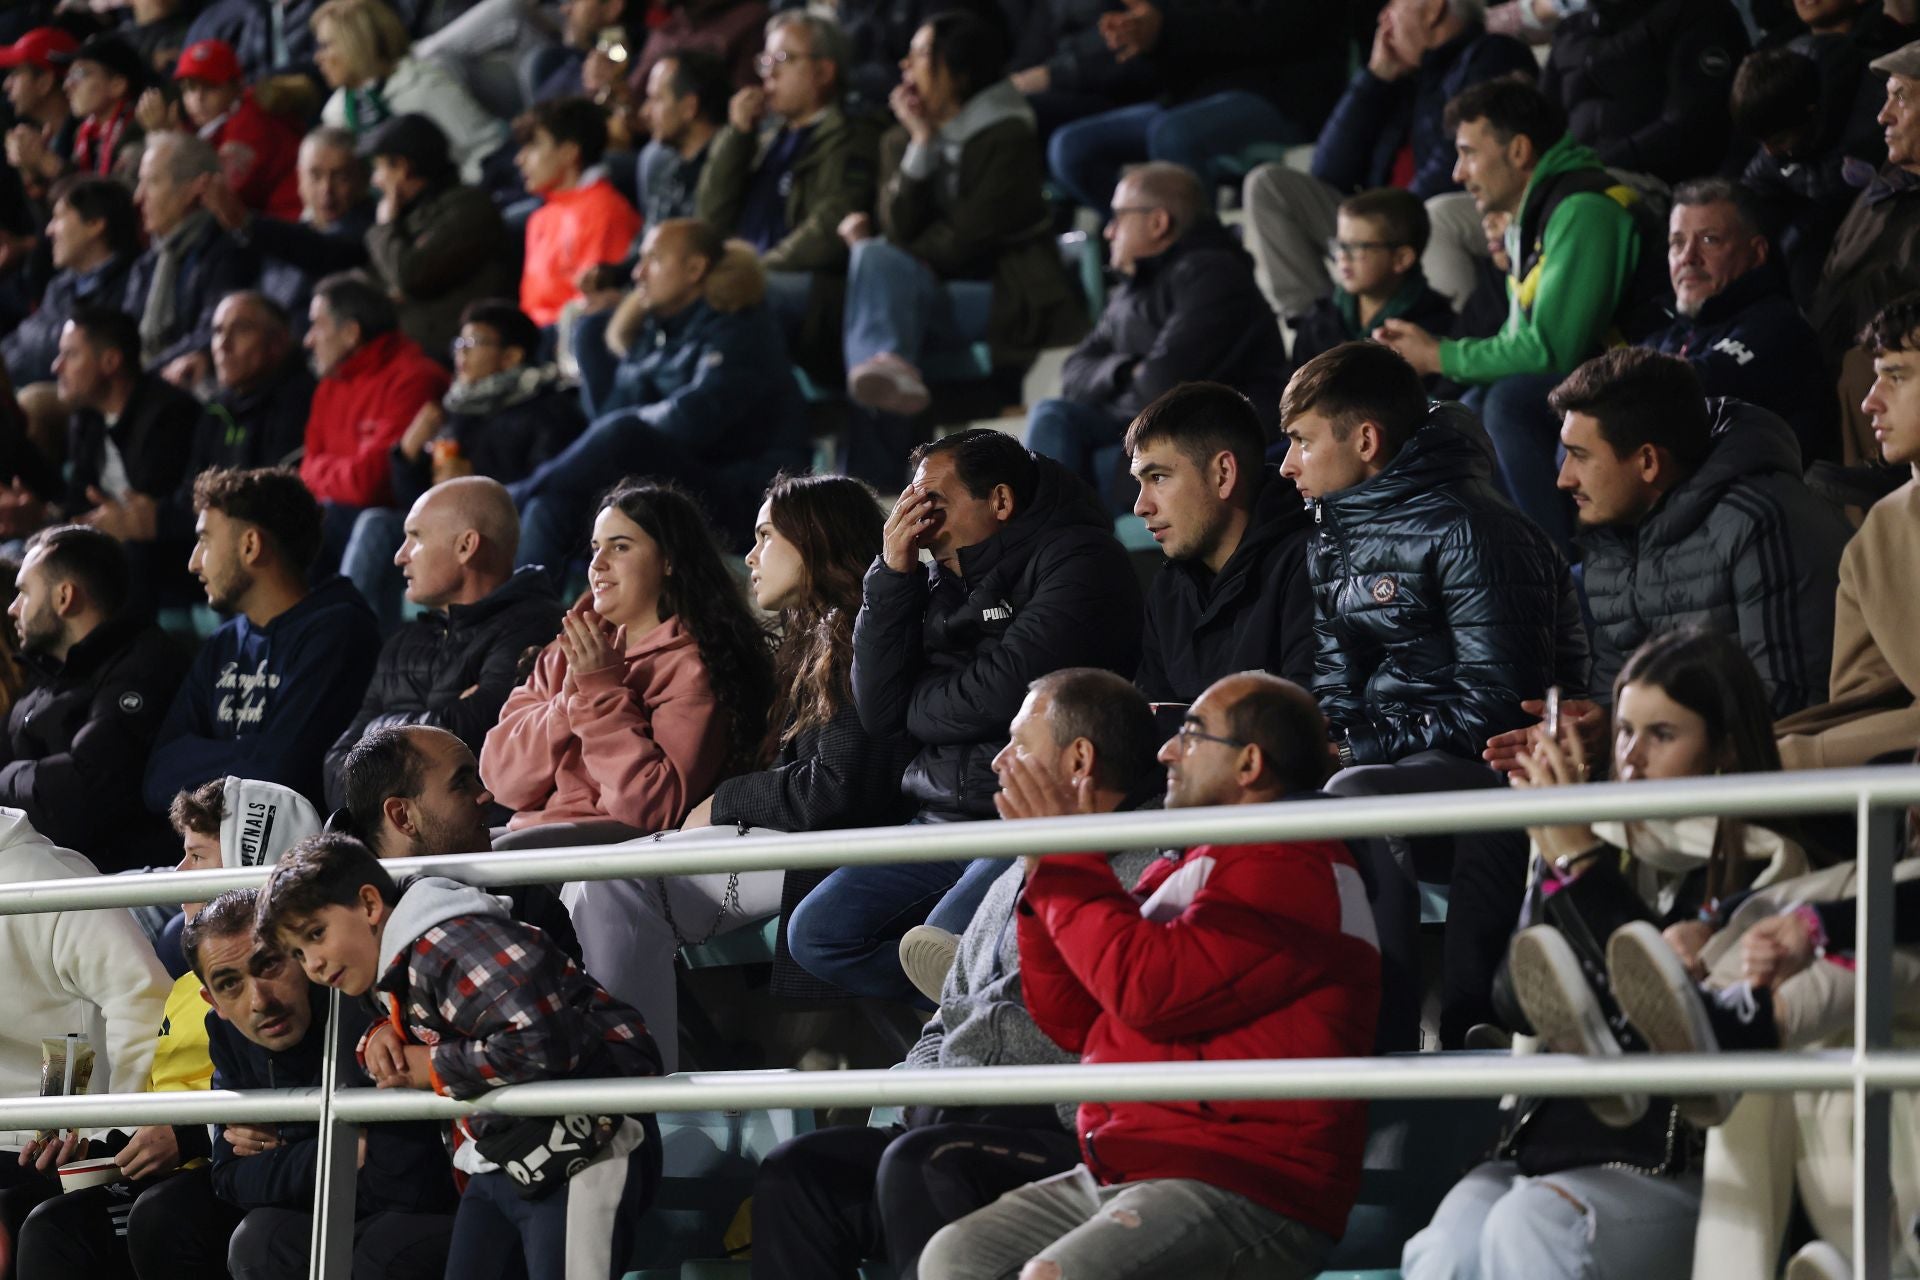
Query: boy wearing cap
[
  {"left": 1, "top": 28, "right": 82, "bottom": 199},
  {"left": 54, "top": 35, "right": 148, "bottom": 179},
  {"left": 148, "top": 39, "right": 300, "bottom": 220}
]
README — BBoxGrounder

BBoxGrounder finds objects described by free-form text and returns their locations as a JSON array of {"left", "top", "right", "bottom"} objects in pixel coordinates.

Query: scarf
[
  {"left": 1591, "top": 815, "right": 1810, "bottom": 919},
  {"left": 441, "top": 364, "right": 565, "bottom": 416},
  {"left": 73, "top": 101, "right": 133, "bottom": 177},
  {"left": 342, "top": 81, "right": 392, "bottom": 134},
  {"left": 139, "top": 210, "right": 215, "bottom": 366}
]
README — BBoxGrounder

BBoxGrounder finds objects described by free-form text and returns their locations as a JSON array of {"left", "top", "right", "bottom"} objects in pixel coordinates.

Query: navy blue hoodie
[{"left": 143, "top": 576, "right": 381, "bottom": 813}]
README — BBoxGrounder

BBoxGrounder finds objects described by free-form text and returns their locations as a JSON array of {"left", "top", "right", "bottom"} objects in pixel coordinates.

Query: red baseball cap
[
  {"left": 172, "top": 39, "right": 241, "bottom": 86},
  {"left": 0, "top": 27, "right": 81, "bottom": 73}
]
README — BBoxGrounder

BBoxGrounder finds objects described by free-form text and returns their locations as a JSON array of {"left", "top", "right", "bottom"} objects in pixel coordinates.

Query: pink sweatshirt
[{"left": 479, "top": 616, "right": 727, "bottom": 831}]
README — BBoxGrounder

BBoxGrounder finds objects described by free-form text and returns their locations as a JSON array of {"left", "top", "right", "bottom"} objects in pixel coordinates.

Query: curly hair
[
  {"left": 758, "top": 473, "right": 883, "bottom": 761},
  {"left": 599, "top": 480, "right": 774, "bottom": 776}
]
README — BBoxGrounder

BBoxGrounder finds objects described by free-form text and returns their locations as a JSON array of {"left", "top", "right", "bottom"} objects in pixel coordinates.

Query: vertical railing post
[
  {"left": 309, "top": 988, "right": 359, "bottom": 1280},
  {"left": 1852, "top": 794, "right": 1896, "bottom": 1280}
]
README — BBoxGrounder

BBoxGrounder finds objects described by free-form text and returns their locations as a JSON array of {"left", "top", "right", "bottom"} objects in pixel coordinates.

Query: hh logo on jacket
[{"left": 215, "top": 659, "right": 282, "bottom": 728}]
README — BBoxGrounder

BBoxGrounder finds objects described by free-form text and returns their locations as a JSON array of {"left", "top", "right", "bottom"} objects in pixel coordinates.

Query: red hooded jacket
[
  {"left": 1017, "top": 837, "right": 1381, "bottom": 1242},
  {"left": 205, "top": 90, "right": 302, "bottom": 221},
  {"left": 301, "top": 331, "right": 449, "bottom": 507}
]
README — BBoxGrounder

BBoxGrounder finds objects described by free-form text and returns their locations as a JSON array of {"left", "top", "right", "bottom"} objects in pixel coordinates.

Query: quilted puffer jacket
[
  {"left": 1307, "top": 403, "right": 1590, "bottom": 765},
  {"left": 1578, "top": 398, "right": 1852, "bottom": 716}
]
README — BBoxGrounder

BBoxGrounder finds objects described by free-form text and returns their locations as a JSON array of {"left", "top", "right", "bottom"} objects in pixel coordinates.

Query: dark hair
[
  {"left": 1669, "top": 177, "right": 1765, "bottom": 242},
  {"left": 1123, "top": 382, "right": 1268, "bottom": 499},
  {"left": 924, "top": 9, "right": 1006, "bottom": 103},
  {"left": 663, "top": 48, "right": 731, "bottom": 125},
  {"left": 1340, "top": 186, "right": 1432, "bottom": 256},
  {"left": 598, "top": 480, "right": 774, "bottom": 775},
  {"left": 67, "top": 304, "right": 141, "bottom": 371},
  {"left": 1031, "top": 667, "right": 1159, "bottom": 794},
  {"left": 50, "top": 174, "right": 140, "bottom": 258},
  {"left": 340, "top": 726, "right": 428, "bottom": 847},
  {"left": 760, "top": 473, "right": 883, "bottom": 759},
  {"left": 24, "top": 523, "right": 130, "bottom": 618},
  {"left": 1863, "top": 292, "right": 1920, "bottom": 353},
  {"left": 254, "top": 832, "right": 398, "bottom": 943},
  {"left": 457, "top": 298, "right": 541, "bottom": 361},
  {"left": 1730, "top": 47, "right": 1820, "bottom": 144},
  {"left": 170, "top": 777, "right": 227, "bottom": 838},
  {"left": 909, "top": 427, "right": 1037, "bottom": 510},
  {"left": 1613, "top": 626, "right": 1784, "bottom": 901},
  {"left": 1280, "top": 342, "right": 1427, "bottom": 456},
  {"left": 1547, "top": 348, "right": 1712, "bottom": 469},
  {"left": 1442, "top": 73, "right": 1565, "bottom": 159},
  {"left": 182, "top": 887, "right": 261, "bottom": 981},
  {"left": 313, "top": 271, "right": 398, "bottom": 344},
  {"left": 1224, "top": 674, "right": 1331, "bottom": 794},
  {"left": 192, "top": 466, "right": 325, "bottom": 572},
  {"left": 514, "top": 96, "right": 610, "bottom": 169}
]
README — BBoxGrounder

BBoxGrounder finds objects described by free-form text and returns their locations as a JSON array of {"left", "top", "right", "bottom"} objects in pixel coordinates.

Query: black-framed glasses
[
  {"left": 754, "top": 50, "right": 817, "bottom": 73},
  {"left": 1175, "top": 723, "right": 1248, "bottom": 752},
  {"left": 1326, "top": 238, "right": 1400, "bottom": 259},
  {"left": 451, "top": 335, "right": 498, "bottom": 353}
]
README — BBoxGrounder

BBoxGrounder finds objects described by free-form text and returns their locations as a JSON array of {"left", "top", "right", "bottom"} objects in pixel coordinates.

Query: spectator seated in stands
[
  {"left": 257, "top": 833, "right": 662, "bottom": 1280},
  {"left": 312, "top": 0, "right": 507, "bottom": 185},
  {"left": 515, "top": 97, "right": 642, "bottom": 329},
  {"left": 528, "top": 0, "right": 632, "bottom": 104},
  {"left": 185, "top": 0, "right": 324, "bottom": 80},
  {"left": 788, "top": 430, "right": 1142, "bottom": 1002},
  {"left": 1375, "top": 76, "right": 1653, "bottom": 551},
  {"left": 696, "top": 11, "right": 878, "bottom": 330},
  {"left": 127, "top": 129, "right": 258, "bottom": 386},
  {"left": 336, "top": 725, "right": 580, "bottom": 954},
  {"left": 52, "top": 34, "right": 148, "bottom": 180},
  {"left": 635, "top": 49, "right": 730, "bottom": 225},
  {"left": 0, "top": 28, "right": 82, "bottom": 203},
  {"left": 752, "top": 668, "right": 1165, "bottom": 1280},
  {"left": 1778, "top": 293, "right": 1920, "bottom": 766},
  {"left": 1539, "top": 0, "right": 1747, "bottom": 186},
  {"left": 300, "top": 271, "right": 450, "bottom": 569},
  {"left": 324, "top": 477, "right": 561, "bottom": 806},
  {"left": 11, "top": 776, "right": 319, "bottom": 1280},
  {"left": 1548, "top": 348, "right": 1851, "bottom": 720},
  {"left": 519, "top": 219, "right": 809, "bottom": 567},
  {"left": 564, "top": 474, "right": 914, "bottom": 1069},
  {"left": 188, "top": 887, "right": 459, "bottom": 1280},
  {"left": 143, "top": 467, "right": 381, "bottom": 813},
  {"left": 920, "top": 671, "right": 1381, "bottom": 1280},
  {"left": 362, "top": 112, "right": 517, "bottom": 361},
  {"left": 1642, "top": 178, "right": 1838, "bottom": 463},
  {"left": 155, "top": 38, "right": 301, "bottom": 220},
  {"left": 1287, "top": 187, "right": 1456, "bottom": 378},
  {"left": 1403, "top": 626, "right": 1802, "bottom": 1280},
  {"left": 1026, "top": 161, "right": 1286, "bottom": 513},
  {"left": 4, "top": 176, "right": 139, "bottom": 390},
  {"left": 1, "top": 525, "right": 189, "bottom": 873},
  {"left": 1005, "top": 0, "right": 1156, "bottom": 139},
  {"left": 1127, "top": 382, "right": 1316, "bottom": 701},
  {"left": 838, "top": 12, "right": 1085, "bottom": 443},
  {"left": 481, "top": 480, "right": 774, "bottom": 843},
  {"left": 1242, "top": 0, "right": 1535, "bottom": 317}
]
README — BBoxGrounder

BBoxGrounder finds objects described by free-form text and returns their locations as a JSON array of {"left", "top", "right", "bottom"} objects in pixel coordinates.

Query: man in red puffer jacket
[{"left": 921, "top": 671, "right": 1381, "bottom": 1280}]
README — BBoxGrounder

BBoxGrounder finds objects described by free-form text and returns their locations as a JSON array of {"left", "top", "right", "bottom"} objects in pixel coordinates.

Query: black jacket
[
  {"left": 710, "top": 700, "right": 917, "bottom": 832},
  {"left": 0, "top": 621, "right": 189, "bottom": 871},
  {"left": 161, "top": 356, "right": 317, "bottom": 545},
  {"left": 206, "top": 984, "right": 456, "bottom": 1213},
  {"left": 1641, "top": 266, "right": 1840, "bottom": 464},
  {"left": 1542, "top": 0, "right": 1749, "bottom": 185},
  {"left": 1577, "top": 398, "right": 1852, "bottom": 717},
  {"left": 322, "top": 568, "right": 561, "bottom": 811},
  {"left": 66, "top": 372, "right": 204, "bottom": 511},
  {"left": 121, "top": 218, "right": 259, "bottom": 371},
  {"left": 1059, "top": 217, "right": 1287, "bottom": 436},
  {"left": 852, "top": 457, "right": 1143, "bottom": 819},
  {"left": 245, "top": 205, "right": 376, "bottom": 333},
  {"left": 1288, "top": 276, "right": 1457, "bottom": 377},
  {"left": 3, "top": 253, "right": 135, "bottom": 388},
  {"left": 1136, "top": 469, "right": 1315, "bottom": 703},
  {"left": 388, "top": 387, "right": 586, "bottom": 509},
  {"left": 1308, "top": 404, "right": 1591, "bottom": 765}
]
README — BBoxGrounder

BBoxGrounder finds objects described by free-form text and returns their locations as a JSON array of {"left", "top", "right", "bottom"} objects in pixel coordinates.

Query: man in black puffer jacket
[
  {"left": 791, "top": 429, "right": 1142, "bottom": 1002},
  {"left": 321, "top": 477, "right": 559, "bottom": 811},
  {"left": 1552, "top": 348, "right": 1851, "bottom": 718}
]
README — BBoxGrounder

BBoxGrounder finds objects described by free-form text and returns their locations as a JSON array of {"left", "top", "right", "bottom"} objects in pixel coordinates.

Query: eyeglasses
[
  {"left": 450, "top": 335, "right": 498, "bottom": 353},
  {"left": 754, "top": 50, "right": 817, "bottom": 73},
  {"left": 1326, "top": 238, "right": 1401, "bottom": 259},
  {"left": 1175, "top": 723, "right": 1248, "bottom": 753}
]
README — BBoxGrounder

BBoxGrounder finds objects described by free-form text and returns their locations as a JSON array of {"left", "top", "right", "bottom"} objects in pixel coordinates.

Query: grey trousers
[{"left": 918, "top": 1165, "right": 1332, "bottom": 1280}]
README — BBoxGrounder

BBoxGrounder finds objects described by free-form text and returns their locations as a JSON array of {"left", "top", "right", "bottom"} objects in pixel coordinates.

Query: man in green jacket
[{"left": 1376, "top": 76, "right": 1646, "bottom": 551}]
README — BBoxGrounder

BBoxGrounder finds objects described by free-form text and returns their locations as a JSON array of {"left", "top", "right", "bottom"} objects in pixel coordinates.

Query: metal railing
[{"left": 1, "top": 766, "right": 1914, "bottom": 1279}]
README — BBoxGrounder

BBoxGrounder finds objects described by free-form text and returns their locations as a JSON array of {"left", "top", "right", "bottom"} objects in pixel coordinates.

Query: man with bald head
[{"left": 321, "top": 477, "right": 560, "bottom": 811}]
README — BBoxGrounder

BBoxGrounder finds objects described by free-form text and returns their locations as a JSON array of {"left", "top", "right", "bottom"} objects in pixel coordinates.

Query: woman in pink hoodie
[{"left": 480, "top": 480, "right": 774, "bottom": 837}]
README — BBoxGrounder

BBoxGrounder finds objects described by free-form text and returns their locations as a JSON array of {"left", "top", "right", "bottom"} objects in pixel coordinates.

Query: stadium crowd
[{"left": 0, "top": 0, "right": 1917, "bottom": 1277}]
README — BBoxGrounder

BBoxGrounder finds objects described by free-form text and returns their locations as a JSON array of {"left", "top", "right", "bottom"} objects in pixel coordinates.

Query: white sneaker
[
  {"left": 1509, "top": 925, "right": 1648, "bottom": 1127},
  {"left": 1607, "top": 919, "right": 1739, "bottom": 1127},
  {"left": 848, "top": 353, "right": 932, "bottom": 416},
  {"left": 898, "top": 924, "right": 959, "bottom": 1004},
  {"left": 1786, "top": 1241, "right": 1851, "bottom": 1280}
]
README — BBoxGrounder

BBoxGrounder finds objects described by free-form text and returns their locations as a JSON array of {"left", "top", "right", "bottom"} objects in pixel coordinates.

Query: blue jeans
[
  {"left": 1047, "top": 92, "right": 1305, "bottom": 214},
  {"left": 342, "top": 506, "right": 408, "bottom": 636},
  {"left": 1463, "top": 373, "right": 1576, "bottom": 555},
  {"left": 844, "top": 237, "right": 992, "bottom": 371},
  {"left": 1025, "top": 397, "right": 1132, "bottom": 513}
]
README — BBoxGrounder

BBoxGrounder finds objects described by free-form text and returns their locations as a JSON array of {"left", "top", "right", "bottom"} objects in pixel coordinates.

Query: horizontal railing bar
[
  {"left": 4, "top": 768, "right": 1919, "bottom": 916},
  {"left": 8, "top": 1052, "right": 1919, "bottom": 1130}
]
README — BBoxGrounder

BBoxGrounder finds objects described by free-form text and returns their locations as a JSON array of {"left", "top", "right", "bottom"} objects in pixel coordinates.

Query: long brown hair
[{"left": 758, "top": 474, "right": 883, "bottom": 762}]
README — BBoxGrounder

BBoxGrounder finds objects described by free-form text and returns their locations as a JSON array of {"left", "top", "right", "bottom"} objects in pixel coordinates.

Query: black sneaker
[{"left": 1508, "top": 925, "right": 1649, "bottom": 1127}]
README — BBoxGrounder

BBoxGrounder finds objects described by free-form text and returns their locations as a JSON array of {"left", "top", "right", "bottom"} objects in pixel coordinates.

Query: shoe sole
[
  {"left": 1509, "top": 926, "right": 1648, "bottom": 1128},
  {"left": 1607, "top": 921, "right": 1735, "bottom": 1127},
  {"left": 1784, "top": 1242, "right": 1851, "bottom": 1280},
  {"left": 848, "top": 367, "right": 931, "bottom": 417},
  {"left": 898, "top": 925, "right": 959, "bottom": 1005}
]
